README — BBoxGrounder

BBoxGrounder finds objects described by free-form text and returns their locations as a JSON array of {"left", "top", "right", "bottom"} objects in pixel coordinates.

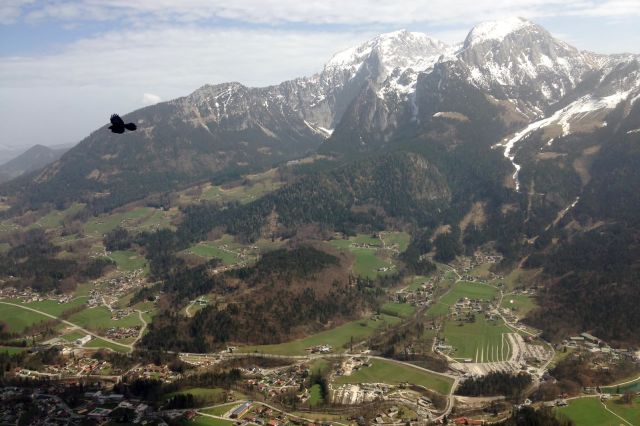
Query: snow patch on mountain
[
  {"left": 325, "top": 30, "right": 449, "bottom": 99},
  {"left": 501, "top": 87, "right": 636, "bottom": 191},
  {"left": 464, "top": 17, "right": 533, "bottom": 47}
]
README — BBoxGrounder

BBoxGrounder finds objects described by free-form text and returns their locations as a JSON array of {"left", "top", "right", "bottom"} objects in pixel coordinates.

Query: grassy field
[
  {"left": 439, "top": 281, "right": 498, "bottom": 306},
  {"left": 168, "top": 388, "right": 227, "bottom": 406},
  {"left": 83, "top": 337, "right": 130, "bottom": 352},
  {"left": 187, "top": 243, "right": 240, "bottom": 265},
  {"left": 423, "top": 281, "right": 497, "bottom": 320},
  {"left": 134, "top": 209, "right": 176, "bottom": 231},
  {"left": 68, "top": 306, "right": 143, "bottom": 331},
  {"left": 309, "top": 358, "right": 330, "bottom": 375},
  {"left": 381, "top": 231, "right": 411, "bottom": 252},
  {"left": 84, "top": 207, "right": 155, "bottom": 235},
  {"left": 333, "top": 358, "right": 453, "bottom": 394},
  {"left": 240, "top": 315, "right": 401, "bottom": 355},
  {"left": 194, "top": 169, "right": 282, "bottom": 205},
  {"left": 424, "top": 301, "right": 450, "bottom": 319},
  {"left": 0, "top": 303, "right": 53, "bottom": 333},
  {"left": 327, "top": 234, "right": 399, "bottom": 279},
  {"left": 33, "top": 203, "right": 85, "bottom": 229},
  {"left": 443, "top": 315, "right": 512, "bottom": 362},
  {"left": 61, "top": 330, "right": 86, "bottom": 342},
  {"left": 604, "top": 396, "right": 640, "bottom": 425},
  {"left": 308, "top": 384, "right": 324, "bottom": 407},
  {"left": 9, "top": 297, "right": 88, "bottom": 317},
  {"left": 108, "top": 250, "right": 147, "bottom": 271},
  {"left": 186, "top": 416, "right": 234, "bottom": 426},
  {"left": 201, "top": 403, "right": 242, "bottom": 417},
  {"left": 555, "top": 397, "right": 622, "bottom": 426},
  {"left": 381, "top": 302, "right": 416, "bottom": 318},
  {"left": 350, "top": 248, "right": 395, "bottom": 278},
  {"left": 404, "top": 276, "right": 430, "bottom": 292},
  {"left": 0, "top": 346, "right": 27, "bottom": 355},
  {"left": 500, "top": 294, "right": 537, "bottom": 317}
]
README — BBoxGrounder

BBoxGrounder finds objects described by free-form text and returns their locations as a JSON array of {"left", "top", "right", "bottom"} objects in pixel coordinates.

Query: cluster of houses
[
  {"left": 0, "top": 286, "right": 73, "bottom": 304},
  {"left": 125, "top": 363, "right": 181, "bottom": 383},
  {"left": 87, "top": 269, "right": 146, "bottom": 308},
  {"left": 226, "top": 403, "right": 305, "bottom": 426},
  {"left": 563, "top": 332, "right": 640, "bottom": 361},
  {"left": 245, "top": 364, "right": 307, "bottom": 399},
  {"left": 394, "top": 278, "right": 437, "bottom": 307},
  {"left": 307, "top": 344, "right": 333, "bottom": 354},
  {"left": 451, "top": 297, "right": 496, "bottom": 322},
  {"left": 105, "top": 325, "right": 140, "bottom": 340},
  {"left": 453, "top": 251, "right": 504, "bottom": 281},
  {"left": 15, "top": 353, "right": 116, "bottom": 379}
]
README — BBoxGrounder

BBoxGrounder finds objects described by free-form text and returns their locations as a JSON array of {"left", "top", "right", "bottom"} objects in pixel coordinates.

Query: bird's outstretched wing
[{"left": 110, "top": 114, "right": 124, "bottom": 127}]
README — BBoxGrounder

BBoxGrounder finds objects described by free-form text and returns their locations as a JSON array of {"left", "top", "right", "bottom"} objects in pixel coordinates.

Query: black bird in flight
[{"left": 109, "top": 114, "right": 137, "bottom": 134}]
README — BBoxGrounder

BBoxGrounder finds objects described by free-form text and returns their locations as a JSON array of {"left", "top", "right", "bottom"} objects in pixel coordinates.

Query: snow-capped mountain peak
[
  {"left": 325, "top": 29, "right": 448, "bottom": 77},
  {"left": 463, "top": 16, "right": 534, "bottom": 48}
]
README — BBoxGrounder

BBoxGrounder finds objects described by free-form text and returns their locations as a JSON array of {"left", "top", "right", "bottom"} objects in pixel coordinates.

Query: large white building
[{"left": 76, "top": 335, "right": 92, "bottom": 346}]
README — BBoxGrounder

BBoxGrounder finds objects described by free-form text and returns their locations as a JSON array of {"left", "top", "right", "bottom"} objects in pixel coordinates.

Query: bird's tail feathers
[{"left": 124, "top": 123, "right": 137, "bottom": 131}]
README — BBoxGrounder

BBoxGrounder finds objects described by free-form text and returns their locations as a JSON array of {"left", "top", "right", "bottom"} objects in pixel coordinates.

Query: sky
[{"left": 0, "top": 0, "right": 639, "bottom": 152}]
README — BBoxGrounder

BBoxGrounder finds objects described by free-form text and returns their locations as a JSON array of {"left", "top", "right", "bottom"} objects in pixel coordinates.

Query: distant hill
[{"left": 0, "top": 144, "right": 70, "bottom": 183}]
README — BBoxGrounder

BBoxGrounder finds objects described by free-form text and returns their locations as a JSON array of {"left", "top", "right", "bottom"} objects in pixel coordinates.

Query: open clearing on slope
[
  {"left": 500, "top": 294, "right": 537, "bottom": 318},
  {"left": 108, "top": 250, "right": 147, "bottom": 271},
  {"left": 380, "top": 231, "right": 410, "bottom": 252},
  {"left": 381, "top": 302, "right": 416, "bottom": 318},
  {"left": 333, "top": 358, "right": 454, "bottom": 395},
  {"left": 443, "top": 315, "right": 512, "bottom": 362},
  {"left": 327, "top": 234, "right": 396, "bottom": 279},
  {"left": 186, "top": 242, "right": 240, "bottom": 265},
  {"left": 240, "top": 315, "right": 401, "bottom": 355}
]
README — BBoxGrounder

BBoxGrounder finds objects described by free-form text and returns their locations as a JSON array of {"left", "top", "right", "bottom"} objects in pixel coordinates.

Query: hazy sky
[{"left": 1, "top": 0, "right": 639, "bottom": 150}]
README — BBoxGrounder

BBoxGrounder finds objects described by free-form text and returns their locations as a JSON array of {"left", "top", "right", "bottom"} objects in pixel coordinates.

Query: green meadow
[{"left": 333, "top": 358, "right": 453, "bottom": 394}]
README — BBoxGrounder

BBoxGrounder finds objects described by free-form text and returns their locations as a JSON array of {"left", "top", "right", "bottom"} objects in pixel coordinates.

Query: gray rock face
[{"left": 457, "top": 17, "right": 604, "bottom": 117}]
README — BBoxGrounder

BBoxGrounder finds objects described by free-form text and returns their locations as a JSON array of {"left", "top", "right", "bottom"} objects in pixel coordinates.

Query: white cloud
[
  {"left": 0, "top": 27, "right": 375, "bottom": 148},
  {"left": 141, "top": 92, "right": 162, "bottom": 105},
  {"left": 0, "top": 0, "right": 35, "bottom": 24},
  {"left": 7, "top": 0, "right": 640, "bottom": 26}
]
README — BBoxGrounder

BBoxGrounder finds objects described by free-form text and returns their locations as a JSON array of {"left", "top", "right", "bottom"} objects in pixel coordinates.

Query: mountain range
[
  {"left": 2, "top": 17, "right": 639, "bottom": 344},
  {"left": 0, "top": 144, "right": 71, "bottom": 184}
]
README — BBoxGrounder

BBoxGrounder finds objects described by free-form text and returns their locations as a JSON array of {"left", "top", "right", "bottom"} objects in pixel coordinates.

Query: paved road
[{"left": 0, "top": 301, "right": 132, "bottom": 352}]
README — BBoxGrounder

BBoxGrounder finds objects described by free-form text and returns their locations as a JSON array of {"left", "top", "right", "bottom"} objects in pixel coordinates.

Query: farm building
[
  {"left": 230, "top": 401, "right": 251, "bottom": 418},
  {"left": 76, "top": 335, "right": 92, "bottom": 346}
]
